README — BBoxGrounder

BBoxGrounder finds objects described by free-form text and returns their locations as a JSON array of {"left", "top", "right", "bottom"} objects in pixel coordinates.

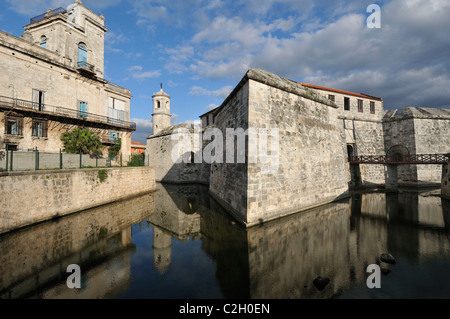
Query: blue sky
[{"left": 1, "top": 0, "right": 449, "bottom": 143}]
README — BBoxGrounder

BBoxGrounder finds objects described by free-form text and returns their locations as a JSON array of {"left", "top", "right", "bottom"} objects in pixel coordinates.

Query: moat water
[{"left": 1, "top": 183, "right": 450, "bottom": 299}]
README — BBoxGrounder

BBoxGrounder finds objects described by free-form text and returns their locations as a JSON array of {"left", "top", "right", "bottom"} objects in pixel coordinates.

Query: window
[
  {"left": 32, "top": 89, "right": 45, "bottom": 111},
  {"left": 5, "top": 117, "right": 23, "bottom": 136},
  {"left": 206, "top": 115, "right": 210, "bottom": 126},
  {"left": 78, "top": 42, "right": 87, "bottom": 67},
  {"left": 40, "top": 36, "right": 47, "bottom": 49},
  {"left": 344, "top": 97, "right": 350, "bottom": 111},
  {"left": 108, "top": 97, "right": 126, "bottom": 124},
  {"left": 32, "top": 120, "right": 48, "bottom": 138},
  {"left": 328, "top": 95, "right": 335, "bottom": 102},
  {"left": 358, "top": 100, "right": 363, "bottom": 113},
  {"left": 370, "top": 101, "right": 375, "bottom": 114},
  {"left": 109, "top": 131, "right": 119, "bottom": 143},
  {"left": 78, "top": 101, "right": 88, "bottom": 118},
  {"left": 157, "top": 101, "right": 161, "bottom": 109}
]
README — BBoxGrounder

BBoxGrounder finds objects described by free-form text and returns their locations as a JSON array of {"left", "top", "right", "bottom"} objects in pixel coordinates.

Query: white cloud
[
  {"left": 124, "top": 0, "right": 450, "bottom": 109},
  {"left": 132, "top": 118, "right": 153, "bottom": 130},
  {"left": 189, "top": 85, "right": 233, "bottom": 98},
  {"left": 164, "top": 45, "right": 194, "bottom": 74},
  {"left": 127, "top": 65, "right": 161, "bottom": 81},
  {"left": 206, "top": 103, "right": 218, "bottom": 111}
]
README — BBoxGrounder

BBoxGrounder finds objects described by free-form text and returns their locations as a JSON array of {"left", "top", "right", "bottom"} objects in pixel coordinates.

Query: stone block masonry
[
  {"left": 0, "top": 167, "right": 155, "bottom": 235},
  {"left": 443, "top": 159, "right": 450, "bottom": 200}
]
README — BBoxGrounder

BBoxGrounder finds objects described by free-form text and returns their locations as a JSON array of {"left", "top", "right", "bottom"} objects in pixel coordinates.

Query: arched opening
[
  {"left": 40, "top": 36, "right": 47, "bottom": 49},
  {"left": 347, "top": 144, "right": 355, "bottom": 161},
  {"left": 78, "top": 42, "right": 87, "bottom": 67},
  {"left": 387, "top": 145, "right": 410, "bottom": 163},
  {"left": 157, "top": 101, "right": 161, "bottom": 109}
]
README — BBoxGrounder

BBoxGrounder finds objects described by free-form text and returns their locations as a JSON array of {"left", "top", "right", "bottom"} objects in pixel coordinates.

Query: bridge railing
[{"left": 350, "top": 154, "right": 449, "bottom": 165}]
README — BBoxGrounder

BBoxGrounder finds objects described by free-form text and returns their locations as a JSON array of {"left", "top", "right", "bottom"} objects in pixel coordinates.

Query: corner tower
[{"left": 152, "top": 86, "right": 171, "bottom": 135}]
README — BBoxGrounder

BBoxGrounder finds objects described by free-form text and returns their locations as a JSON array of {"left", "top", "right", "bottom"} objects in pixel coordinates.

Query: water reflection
[{"left": 1, "top": 184, "right": 450, "bottom": 299}]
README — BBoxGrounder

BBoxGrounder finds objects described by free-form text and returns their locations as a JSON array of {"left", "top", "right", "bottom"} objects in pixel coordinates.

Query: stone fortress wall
[
  {"left": 384, "top": 107, "right": 450, "bottom": 186},
  {"left": 147, "top": 68, "right": 450, "bottom": 227}
]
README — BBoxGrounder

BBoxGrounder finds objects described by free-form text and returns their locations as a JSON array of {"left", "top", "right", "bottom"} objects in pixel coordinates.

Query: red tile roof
[
  {"left": 300, "top": 82, "right": 383, "bottom": 101},
  {"left": 131, "top": 141, "right": 146, "bottom": 147}
]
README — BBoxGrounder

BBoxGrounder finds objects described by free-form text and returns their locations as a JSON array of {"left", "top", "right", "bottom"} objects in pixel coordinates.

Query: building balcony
[
  {"left": 101, "top": 136, "right": 120, "bottom": 145},
  {"left": 0, "top": 95, "right": 136, "bottom": 131},
  {"left": 77, "top": 61, "right": 96, "bottom": 76}
]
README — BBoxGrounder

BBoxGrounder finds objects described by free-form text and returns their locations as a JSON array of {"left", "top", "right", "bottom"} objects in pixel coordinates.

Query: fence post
[
  {"left": 35, "top": 147, "right": 40, "bottom": 171},
  {"left": 79, "top": 151, "right": 82, "bottom": 169},
  {"left": 96, "top": 151, "right": 98, "bottom": 167},
  {"left": 60, "top": 149, "right": 63, "bottom": 169},
  {"left": 120, "top": 154, "right": 123, "bottom": 167},
  {"left": 10, "top": 149, "right": 14, "bottom": 171},
  {"left": 5, "top": 145, "right": 8, "bottom": 172}
]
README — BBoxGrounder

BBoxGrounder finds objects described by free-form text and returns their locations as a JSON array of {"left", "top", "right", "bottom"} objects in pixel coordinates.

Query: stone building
[
  {"left": 0, "top": 0, "right": 135, "bottom": 163},
  {"left": 148, "top": 68, "right": 450, "bottom": 227}
]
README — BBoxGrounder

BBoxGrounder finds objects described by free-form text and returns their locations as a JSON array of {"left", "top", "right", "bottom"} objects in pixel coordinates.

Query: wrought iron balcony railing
[
  {"left": 77, "top": 61, "right": 96, "bottom": 73},
  {"left": 0, "top": 95, "right": 136, "bottom": 131},
  {"left": 30, "top": 7, "right": 67, "bottom": 24}
]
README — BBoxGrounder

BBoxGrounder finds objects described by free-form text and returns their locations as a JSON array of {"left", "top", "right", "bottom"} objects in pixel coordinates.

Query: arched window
[
  {"left": 78, "top": 42, "right": 87, "bottom": 67},
  {"left": 40, "top": 36, "right": 47, "bottom": 49}
]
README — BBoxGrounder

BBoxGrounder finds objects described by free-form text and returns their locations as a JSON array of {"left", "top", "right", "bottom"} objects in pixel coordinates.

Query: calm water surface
[{"left": 1, "top": 183, "right": 450, "bottom": 299}]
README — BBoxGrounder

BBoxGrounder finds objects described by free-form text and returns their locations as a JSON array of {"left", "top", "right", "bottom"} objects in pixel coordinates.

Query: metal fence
[{"left": 0, "top": 148, "right": 119, "bottom": 172}]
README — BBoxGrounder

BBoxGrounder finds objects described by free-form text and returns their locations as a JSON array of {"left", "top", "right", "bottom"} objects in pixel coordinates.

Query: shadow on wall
[{"left": 160, "top": 151, "right": 210, "bottom": 185}]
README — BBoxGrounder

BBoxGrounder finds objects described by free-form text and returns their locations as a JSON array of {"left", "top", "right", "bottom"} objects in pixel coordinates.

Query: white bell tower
[{"left": 152, "top": 84, "right": 171, "bottom": 135}]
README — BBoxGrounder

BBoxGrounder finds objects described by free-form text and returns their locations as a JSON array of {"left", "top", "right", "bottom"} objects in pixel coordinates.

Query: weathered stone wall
[
  {"left": 0, "top": 167, "right": 155, "bottom": 234},
  {"left": 352, "top": 120, "right": 386, "bottom": 186},
  {"left": 245, "top": 75, "right": 349, "bottom": 226},
  {"left": 147, "top": 124, "right": 210, "bottom": 184},
  {"left": 383, "top": 108, "right": 450, "bottom": 186},
  {"left": 208, "top": 80, "right": 249, "bottom": 224},
  {"left": 443, "top": 160, "right": 450, "bottom": 199},
  {"left": 305, "top": 85, "right": 386, "bottom": 187},
  {"left": 383, "top": 110, "right": 418, "bottom": 184},
  {"left": 413, "top": 116, "right": 450, "bottom": 184}
]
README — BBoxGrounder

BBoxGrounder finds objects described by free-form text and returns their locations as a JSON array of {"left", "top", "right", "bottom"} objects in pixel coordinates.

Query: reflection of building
[
  {"left": 148, "top": 183, "right": 203, "bottom": 274},
  {"left": 0, "top": 192, "right": 155, "bottom": 299},
  {"left": 0, "top": 0, "right": 135, "bottom": 163},
  {"left": 199, "top": 188, "right": 450, "bottom": 298},
  {"left": 152, "top": 228, "right": 172, "bottom": 274}
]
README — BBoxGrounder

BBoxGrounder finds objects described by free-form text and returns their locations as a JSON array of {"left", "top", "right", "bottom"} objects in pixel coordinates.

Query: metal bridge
[{"left": 349, "top": 154, "right": 449, "bottom": 165}]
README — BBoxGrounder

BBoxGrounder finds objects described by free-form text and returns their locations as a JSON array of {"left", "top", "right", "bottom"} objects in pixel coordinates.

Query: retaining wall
[{"left": 0, "top": 167, "right": 155, "bottom": 234}]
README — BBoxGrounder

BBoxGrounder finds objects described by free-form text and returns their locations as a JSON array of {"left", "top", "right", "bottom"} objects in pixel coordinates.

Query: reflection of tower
[
  {"left": 152, "top": 86, "right": 171, "bottom": 135},
  {"left": 153, "top": 227, "right": 172, "bottom": 274}
]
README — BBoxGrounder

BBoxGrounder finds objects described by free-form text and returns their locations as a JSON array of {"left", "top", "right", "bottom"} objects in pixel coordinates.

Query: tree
[
  {"left": 108, "top": 137, "right": 122, "bottom": 160},
  {"left": 61, "top": 128, "right": 104, "bottom": 155}
]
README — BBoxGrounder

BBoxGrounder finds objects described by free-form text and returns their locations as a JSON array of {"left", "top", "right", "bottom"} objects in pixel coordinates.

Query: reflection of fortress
[
  {"left": 143, "top": 184, "right": 450, "bottom": 298},
  {"left": 147, "top": 69, "right": 450, "bottom": 227},
  {"left": 3, "top": 182, "right": 449, "bottom": 299}
]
